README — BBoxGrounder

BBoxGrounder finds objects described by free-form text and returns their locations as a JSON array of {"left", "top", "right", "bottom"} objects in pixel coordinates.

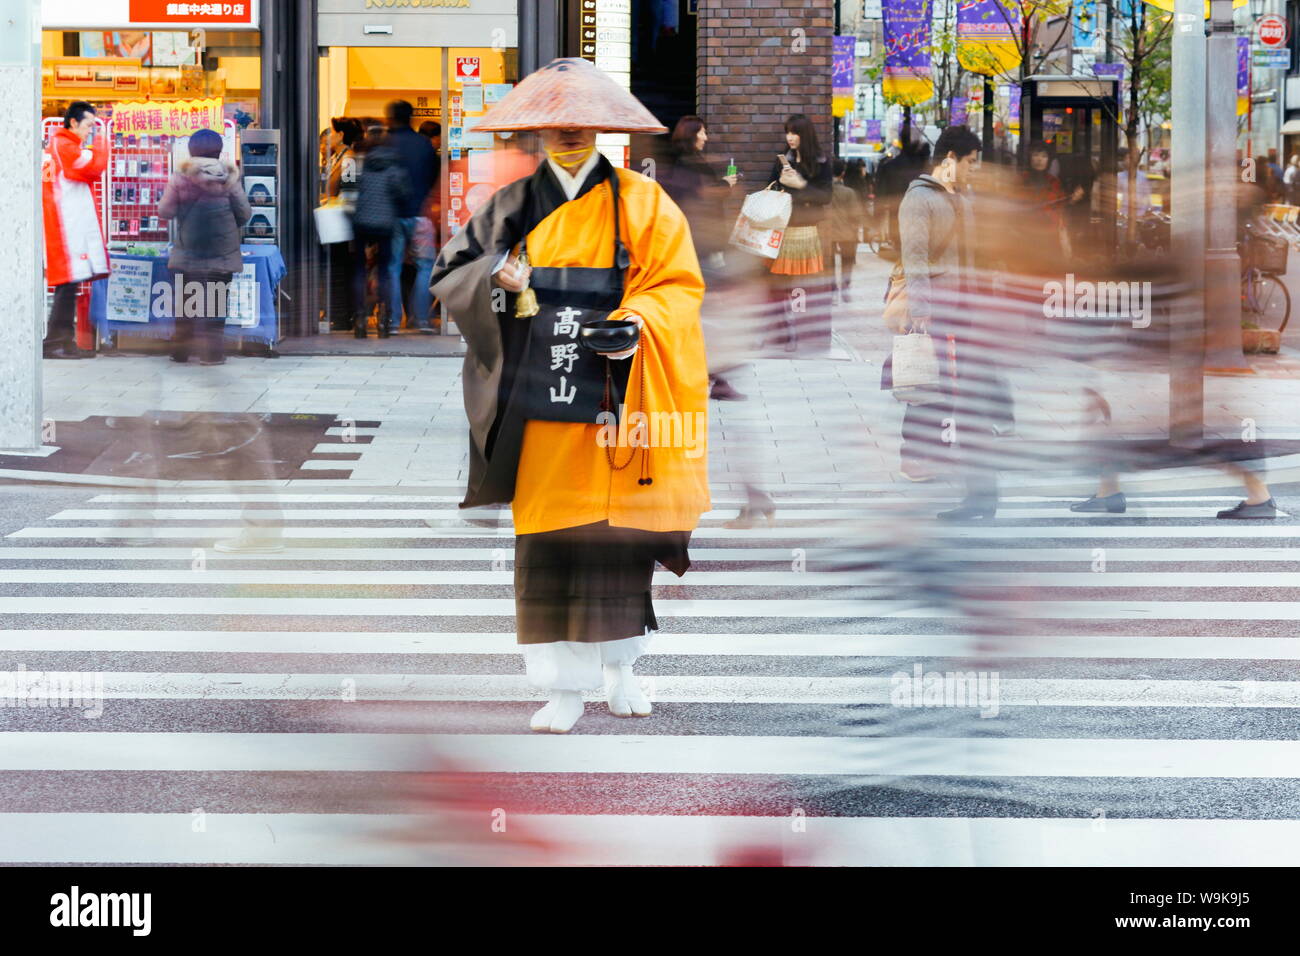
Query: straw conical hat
[{"left": 475, "top": 58, "right": 667, "bottom": 134}]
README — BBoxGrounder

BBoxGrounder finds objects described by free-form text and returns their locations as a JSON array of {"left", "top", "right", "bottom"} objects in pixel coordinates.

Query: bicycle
[{"left": 1241, "top": 223, "right": 1291, "bottom": 334}]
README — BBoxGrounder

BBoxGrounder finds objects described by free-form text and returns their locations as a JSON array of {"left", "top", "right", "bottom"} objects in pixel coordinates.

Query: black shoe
[
  {"left": 198, "top": 358, "right": 226, "bottom": 366},
  {"left": 170, "top": 353, "right": 189, "bottom": 363},
  {"left": 710, "top": 378, "right": 746, "bottom": 401},
  {"left": 354, "top": 317, "right": 367, "bottom": 339},
  {"left": 1070, "top": 492, "right": 1127, "bottom": 514},
  {"left": 936, "top": 499, "right": 998, "bottom": 521},
  {"left": 43, "top": 346, "right": 83, "bottom": 360},
  {"left": 377, "top": 321, "right": 391, "bottom": 339},
  {"left": 73, "top": 346, "right": 96, "bottom": 358},
  {"left": 1217, "top": 498, "right": 1277, "bottom": 519}
]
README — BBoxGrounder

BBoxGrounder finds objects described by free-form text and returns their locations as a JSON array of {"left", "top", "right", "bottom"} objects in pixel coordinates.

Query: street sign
[
  {"left": 455, "top": 56, "right": 481, "bottom": 83},
  {"left": 1253, "top": 49, "right": 1291, "bottom": 69},
  {"left": 1257, "top": 14, "right": 1287, "bottom": 48}
]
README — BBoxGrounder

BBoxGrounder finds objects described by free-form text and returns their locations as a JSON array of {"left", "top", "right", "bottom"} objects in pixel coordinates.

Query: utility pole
[
  {"left": 1169, "top": 0, "right": 1207, "bottom": 445},
  {"left": 1204, "top": 0, "right": 1249, "bottom": 371},
  {"left": 0, "top": 0, "right": 43, "bottom": 451},
  {"left": 983, "top": 77, "right": 995, "bottom": 159}
]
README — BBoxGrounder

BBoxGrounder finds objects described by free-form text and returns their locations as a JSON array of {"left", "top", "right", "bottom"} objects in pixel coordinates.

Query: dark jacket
[
  {"left": 158, "top": 156, "right": 252, "bottom": 276},
  {"left": 876, "top": 149, "right": 929, "bottom": 247},
  {"left": 767, "top": 151, "right": 832, "bottom": 227},
  {"left": 352, "top": 146, "right": 411, "bottom": 235},
  {"left": 662, "top": 149, "right": 731, "bottom": 258},
  {"left": 384, "top": 125, "right": 436, "bottom": 218},
  {"left": 898, "top": 174, "right": 974, "bottom": 330}
]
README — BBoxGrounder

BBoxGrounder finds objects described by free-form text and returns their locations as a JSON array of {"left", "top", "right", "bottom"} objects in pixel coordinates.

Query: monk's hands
[
  {"left": 607, "top": 313, "right": 644, "bottom": 361},
  {"left": 494, "top": 253, "right": 531, "bottom": 293}
]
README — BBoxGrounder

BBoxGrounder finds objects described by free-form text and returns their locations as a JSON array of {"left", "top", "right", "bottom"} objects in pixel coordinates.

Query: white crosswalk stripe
[{"left": 1, "top": 490, "right": 1297, "bottom": 865}]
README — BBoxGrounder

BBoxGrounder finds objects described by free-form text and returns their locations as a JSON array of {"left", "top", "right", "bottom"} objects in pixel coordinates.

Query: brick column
[{"left": 697, "top": 0, "right": 835, "bottom": 189}]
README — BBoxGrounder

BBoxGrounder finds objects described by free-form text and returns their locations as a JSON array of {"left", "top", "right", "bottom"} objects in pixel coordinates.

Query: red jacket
[{"left": 42, "top": 127, "right": 109, "bottom": 286}]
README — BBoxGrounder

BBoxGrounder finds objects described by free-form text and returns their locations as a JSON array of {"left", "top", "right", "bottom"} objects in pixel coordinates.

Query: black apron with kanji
[{"left": 513, "top": 164, "right": 633, "bottom": 424}]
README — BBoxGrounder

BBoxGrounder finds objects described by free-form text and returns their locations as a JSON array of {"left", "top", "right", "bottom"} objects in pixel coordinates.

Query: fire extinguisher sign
[{"left": 456, "top": 57, "right": 482, "bottom": 83}]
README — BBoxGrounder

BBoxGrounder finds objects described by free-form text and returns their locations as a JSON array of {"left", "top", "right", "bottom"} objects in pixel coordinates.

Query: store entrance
[
  {"left": 1021, "top": 75, "right": 1121, "bottom": 260},
  {"left": 313, "top": 46, "right": 526, "bottom": 349}
]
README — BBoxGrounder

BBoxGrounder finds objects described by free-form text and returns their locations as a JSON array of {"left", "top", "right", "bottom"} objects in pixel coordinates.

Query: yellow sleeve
[{"left": 609, "top": 174, "right": 708, "bottom": 413}]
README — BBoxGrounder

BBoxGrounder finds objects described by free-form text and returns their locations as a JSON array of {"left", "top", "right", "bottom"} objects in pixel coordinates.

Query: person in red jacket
[{"left": 42, "top": 101, "right": 109, "bottom": 359}]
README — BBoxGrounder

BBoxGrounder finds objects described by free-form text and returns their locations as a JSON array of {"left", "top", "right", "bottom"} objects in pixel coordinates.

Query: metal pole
[
  {"left": 983, "top": 76, "right": 995, "bottom": 159},
  {"left": 0, "top": 0, "right": 43, "bottom": 450},
  {"left": 1204, "top": 0, "right": 1249, "bottom": 371},
  {"left": 519, "top": 0, "right": 537, "bottom": 76},
  {"left": 1104, "top": 0, "right": 1113, "bottom": 63},
  {"left": 1169, "top": 0, "right": 1207, "bottom": 443}
]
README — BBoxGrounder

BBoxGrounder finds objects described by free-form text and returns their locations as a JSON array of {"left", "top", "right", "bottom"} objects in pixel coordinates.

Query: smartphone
[{"left": 778, "top": 153, "right": 791, "bottom": 168}]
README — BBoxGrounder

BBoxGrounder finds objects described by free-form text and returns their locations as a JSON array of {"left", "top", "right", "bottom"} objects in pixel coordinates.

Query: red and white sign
[
  {"left": 130, "top": 1, "right": 254, "bottom": 24},
  {"left": 1258, "top": 15, "right": 1288, "bottom": 48},
  {"left": 43, "top": 0, "right": 258, "bottom": 28},
  {"left": 455, "top": 57, "right": 482, "bottom": 83}
]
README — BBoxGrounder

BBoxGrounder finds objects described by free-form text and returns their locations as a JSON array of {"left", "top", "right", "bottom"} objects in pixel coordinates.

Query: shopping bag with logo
[
  {"left": 729, "top": 182, "right": 792, "bottom": 260},
  {"left": 890, "top": 332, "right": 942, "bottom": 403}
]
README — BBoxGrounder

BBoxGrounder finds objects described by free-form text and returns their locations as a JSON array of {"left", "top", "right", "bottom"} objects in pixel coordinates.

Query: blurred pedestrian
[
  {"left": 351, "top": 125, "right": 410, "bottom": 338},
  {"left": 829, "top": 158, "right": 862, "bottom": 302},
  {"left": 876, "top": 126, "right": 929, "bottom": 252},
  {"left": 1284, "top": 154, "right": 1300, "bottom": 206},
  {"left": 325, "top": 117, "right": 363, "bottom": 331},
  {"left": 407, "top": 191, "right": 439, "bottom": 334},
  {"left": 660, "top": 115, "right": 736, "bottom": 272},
  {"left": 1018, "top": 140, "right": 1068, "bottom": 268},
  {"left": 766, "top": 113, "right": 833, "bottom": 352},
  {"left": 159, "top": 128, "right": 251, "bottom": 365},
  {"left": 660, "top": 115, "right": 747, "bottom": 399},
  {"left": 896, "top": 125, "right": 1009, "bottom": 518},
  {"left": 404, "top": 121, "right": 443, "bottom": 334},
  {"left": 383, "top": 100, "right": 437, "bottom": 331},
  {"left": 42, "top": 100, "right": 109, "bottom": 359}
]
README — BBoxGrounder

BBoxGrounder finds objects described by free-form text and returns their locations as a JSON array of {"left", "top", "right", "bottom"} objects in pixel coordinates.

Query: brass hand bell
[{"left": 514, "top": 250, "right": 539, "bottom": 318}]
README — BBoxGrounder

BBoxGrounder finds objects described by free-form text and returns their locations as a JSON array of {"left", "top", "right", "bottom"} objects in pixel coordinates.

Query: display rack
[
  {"left": 106, "top": 124, "right": 172, "bottom": 244},
  {"left": 240, "top": 128, "right": 280, "bottom": 244}
]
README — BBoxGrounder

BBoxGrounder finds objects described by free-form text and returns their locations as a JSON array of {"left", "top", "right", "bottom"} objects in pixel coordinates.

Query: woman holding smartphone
[{"left": 765, "top": 114, "right": 833, "bottom": 353}]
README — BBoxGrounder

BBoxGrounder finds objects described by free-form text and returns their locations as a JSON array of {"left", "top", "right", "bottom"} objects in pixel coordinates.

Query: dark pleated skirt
[{"left": 514, "top": 521, "right": 691, "bottom": 646}]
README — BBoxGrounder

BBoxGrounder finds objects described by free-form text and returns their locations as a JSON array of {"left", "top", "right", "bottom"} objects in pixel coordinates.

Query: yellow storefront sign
[{"left": 111, "top": 98, "right": 224, "bottom": 135}]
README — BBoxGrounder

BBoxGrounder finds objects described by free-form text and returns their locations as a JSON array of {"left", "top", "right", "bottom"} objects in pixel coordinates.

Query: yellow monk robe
[{"left": 511, "top": 167, "right": 710, "bottom": 536}]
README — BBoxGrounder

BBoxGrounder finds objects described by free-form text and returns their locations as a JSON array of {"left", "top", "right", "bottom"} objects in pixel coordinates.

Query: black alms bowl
[{"left": 578, "top": 319, "right": 640, "bottom": 353}]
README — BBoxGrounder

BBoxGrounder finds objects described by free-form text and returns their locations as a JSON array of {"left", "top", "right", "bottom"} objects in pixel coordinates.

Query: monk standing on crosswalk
[{"left": 430, "top": 58, "right": 710, "bottom": 734}]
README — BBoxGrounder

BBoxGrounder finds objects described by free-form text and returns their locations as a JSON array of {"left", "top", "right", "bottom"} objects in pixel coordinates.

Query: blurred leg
[
  {"left": 410, "top": 256, "right": 434, "bottom": 330},
  {"left": 44, "top": 283, "right": 80, "bottom": 353}
]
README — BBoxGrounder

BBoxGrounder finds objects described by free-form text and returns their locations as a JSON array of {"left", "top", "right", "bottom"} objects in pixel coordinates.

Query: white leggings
[{"left": 521, "top": 630, "right": 652, "bottom": 691}]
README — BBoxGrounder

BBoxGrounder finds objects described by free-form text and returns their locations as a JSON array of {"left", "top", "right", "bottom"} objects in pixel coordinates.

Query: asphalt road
[{"left": 2, "top": 475, "right": 1300, "bottom": 865}]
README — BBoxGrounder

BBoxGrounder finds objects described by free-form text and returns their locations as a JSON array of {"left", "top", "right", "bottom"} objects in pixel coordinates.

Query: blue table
[{"left": 90, "top": 244, "right": 286, "bottom": 345}]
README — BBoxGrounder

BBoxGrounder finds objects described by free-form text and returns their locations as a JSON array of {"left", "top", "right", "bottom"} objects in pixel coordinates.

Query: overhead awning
[{"left": 1281, "top": 119, "right": 1300, "bottom": 136}]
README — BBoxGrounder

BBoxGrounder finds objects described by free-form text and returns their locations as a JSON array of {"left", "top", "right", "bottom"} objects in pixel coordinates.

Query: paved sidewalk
[{"left": 10, "top": 246, "right": 1300, "bottom": 494}]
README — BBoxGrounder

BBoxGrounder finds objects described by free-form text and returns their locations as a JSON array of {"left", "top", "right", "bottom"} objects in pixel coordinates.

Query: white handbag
[
  {"left": 890, "top": 333, "right": 941, "bottom": 402},
  {"left": 313, "top": 200, "right": 353, "bottom": 245},
  {"left": 729, "top": 182, "right": 792, "bottom": 259}
]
